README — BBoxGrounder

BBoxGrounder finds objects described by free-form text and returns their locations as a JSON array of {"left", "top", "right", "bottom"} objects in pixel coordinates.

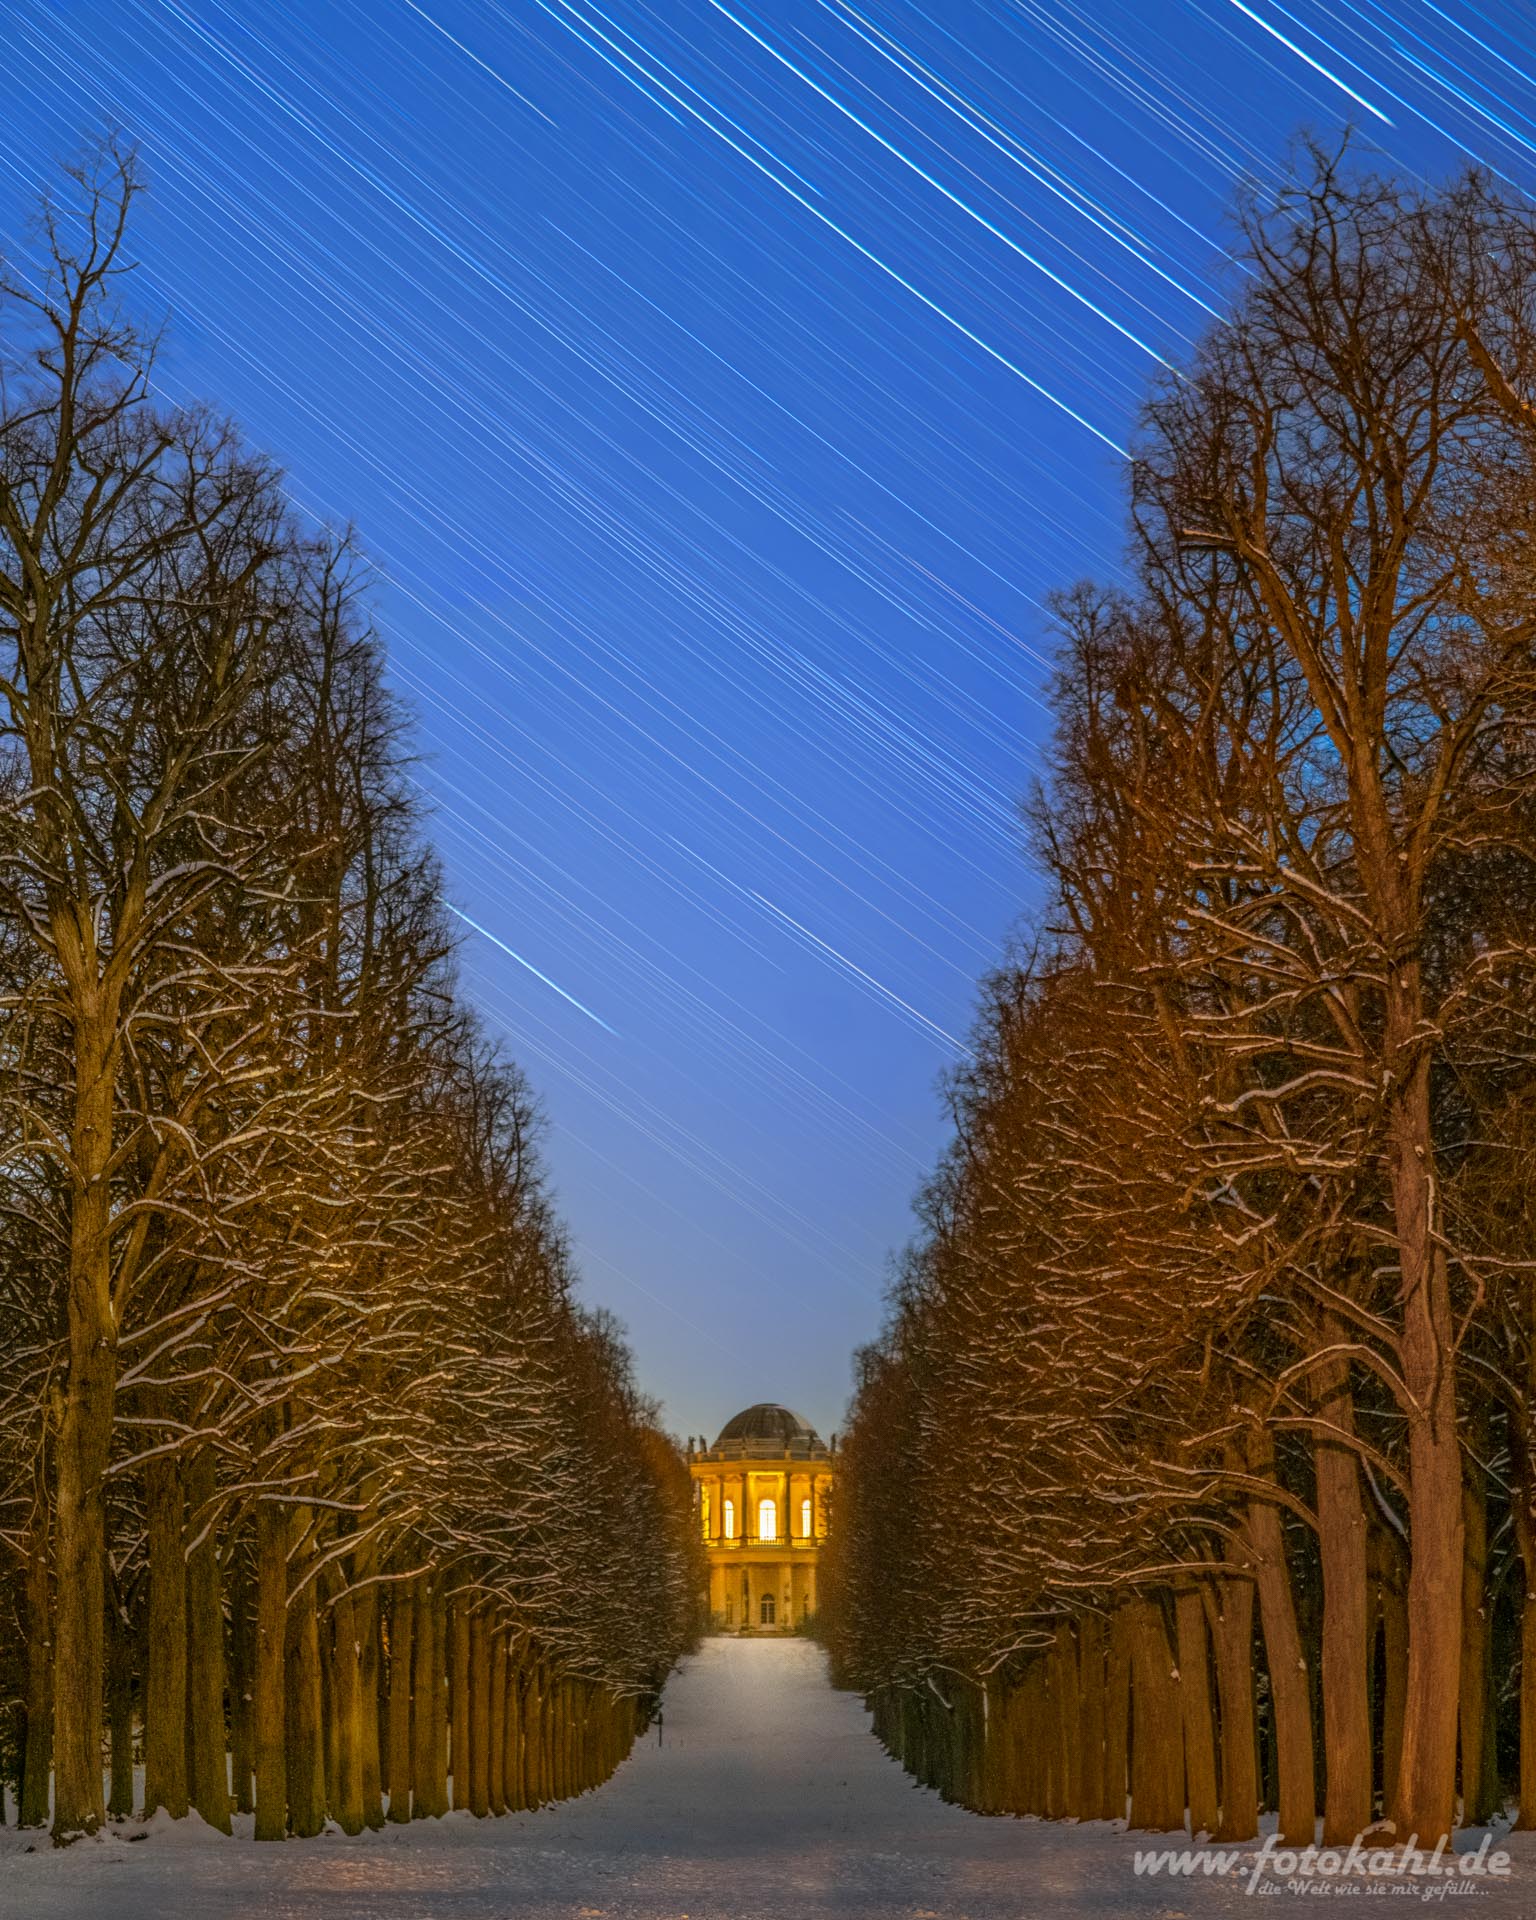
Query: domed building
[{"left": 687, "top": 1404, "right": 834, "bottom": 1631}]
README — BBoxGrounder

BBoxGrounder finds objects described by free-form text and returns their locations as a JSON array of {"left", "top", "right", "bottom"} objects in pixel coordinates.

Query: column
[{"left": 780, "top": 1469, "right": 790, "bottom": 1546}]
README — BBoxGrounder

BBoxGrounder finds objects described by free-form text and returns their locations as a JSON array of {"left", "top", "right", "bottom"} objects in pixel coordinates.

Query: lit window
[
  {"left": 723, "top": 1498, "right": 736, "bottom": 1540},
  {"left": 758, "top": 1497, "right": 776, "bottom": 1541},
  {"left": 801, "top": 1497, "right": 812, "bottom": 1538}
]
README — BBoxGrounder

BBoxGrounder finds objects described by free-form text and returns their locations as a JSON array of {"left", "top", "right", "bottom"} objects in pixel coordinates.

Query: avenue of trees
[
  {"left": 824, "top": 154, "right": 1536, "bottom": 1846},
  {"left": 0, "top": 146, "right": 702, "bottom": 1843}
]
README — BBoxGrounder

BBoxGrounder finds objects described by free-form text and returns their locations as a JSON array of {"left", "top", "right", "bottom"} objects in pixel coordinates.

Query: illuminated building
[{"left": 687, "top": 1404, "right": 833, "bottom": 1631}]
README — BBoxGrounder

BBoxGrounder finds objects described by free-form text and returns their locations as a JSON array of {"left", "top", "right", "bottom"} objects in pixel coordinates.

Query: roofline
[{"left": 690, "top": 1437, "right": 834, "bottom": 1462}]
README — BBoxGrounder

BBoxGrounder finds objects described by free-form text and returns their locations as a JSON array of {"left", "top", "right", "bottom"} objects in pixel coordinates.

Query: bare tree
[
  {"left": 827, "top": 153, "right": 1536, "bottom": 1848},
  {"left": 0, "top": 143, "right": 699, "bottom": 1845}
]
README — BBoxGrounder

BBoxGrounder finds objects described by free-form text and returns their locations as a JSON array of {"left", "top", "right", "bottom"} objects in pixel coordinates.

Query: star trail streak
[
  {"left": 3, "top": 0, "right": 1534, "bottom": 1438},
  {"left": 446, "top": 903, "right": 619, "bottom": 1032},
  {"left": 1223, "top": 0, "right": 1394, "bottom": 122}
]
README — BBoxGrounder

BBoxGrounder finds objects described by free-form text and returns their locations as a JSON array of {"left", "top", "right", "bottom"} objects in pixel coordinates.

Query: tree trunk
[
  {"left": 320, "top": 1615, "right": 337, "bottom": 1820},
  {"left": 1244, "top": 1438, "right": 1315, "bottom": 1844},
  {"left": 548, "top": 1680, "right": 565, "bottom": 1802},
  {"left": 1205, "top": 1576, "right": 1258, "bottom": 1842},
  {"left": 19, "top": 1489, "right": 53, "bottom": 1829},
  {"left": 1388, "top": 1050, "right": 1463, "bottom": 1844},
  {"left": 387, "top": 1581, "right": 414, "bottom": 1822},
  {"left": 469, "top": 1611, "right": 491, "bottom": 1816},
  {"left": 1459, "top": 1445, "right": 1497, "bottom": 1826},
  {"left": 1375, "top": 1530, "right": 1409, "bottom": 1819},
  {"left": 1513, "top": 1416, "right": 1536, "bottom": 1830},
  {"left": 564, "top": 1681, "right": 578, "bottom": 1800},
  {"left": 1017, "top": 1668, "right": 1043, "bottom": 1814},
  {"left": 1314, "top": 1346, "right": 1372, "bottom": 1843},
  {"left": 411, "top": 1574, "right": 441, "bottom": 1818},
  {"left": 1127, "top": 1597, "right": 1185, "bottom": 1831},
  {"left": 505, "top": 1661, "right": 525, "bottom": 1811},
  {"left": 1052, "top": 1623, "right": 1081, "bottom": 1819},
  {"left": 253, "top": 1499, "right": 288, "bottom": 1840},
  {"left": 1077, "top": 1613, "right": 1107, "bottom": 1821},
  {"left": 525, "top": 1667, "right": 544, "bottom": 1805},
  {"left": 1105, "top": 1606, "right": 1132, "bottom": 1822},
  {"left": 228, "top": 1544, "right": 255, "bottom": 1815},
  {"left": 143, "top": 1454, "right": 189, "bottom": 1819},
  {"left": 285, "top": 1576, "right": 325, "bottom": 1837},
  {"left": 450, "top": 1594, "right": 471, "bottom": 1810},
  {"left": 355, "top": 1582, "right": 384, "bottom": 1829},
  {"left": 329, "top": 1582, "right": 365, "bottom": 1836},
  {"left": 489, "top": 1630, "right": 508, "bottom": 1816},
  {"left": 184, "top": 1449, "right": 230, "bottom": 1832},
  {"left": 52, "top": 1032, "right": 118, "bottom": 1841},
  {"left": 1176, "top": 1588, "right": 1219, "bottom": 1839},
  {"left": 431, "top": 1582, "right": 449, "bottom": 1814},
  {"left": 106, "top": 1572, "right": 135, "bottom": 1819},
  {"left": 955, "top": 1678, "right": 983, "bottom": 1811}
]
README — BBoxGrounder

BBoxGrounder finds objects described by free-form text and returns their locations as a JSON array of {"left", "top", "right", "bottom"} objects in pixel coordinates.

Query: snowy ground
[{"left": 4, "top": 1637, "right": 1533, "bottom": 1919}]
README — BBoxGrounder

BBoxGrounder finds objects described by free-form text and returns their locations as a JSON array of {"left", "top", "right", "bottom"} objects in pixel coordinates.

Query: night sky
[{"left": 3, "top": 1, "right": 1532, "bottom": 1444}]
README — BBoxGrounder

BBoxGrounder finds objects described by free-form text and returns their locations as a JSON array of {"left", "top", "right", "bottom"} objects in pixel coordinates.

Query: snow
[{"left": 3, "top": 1637, "right": 1533, "bottom": 1918}]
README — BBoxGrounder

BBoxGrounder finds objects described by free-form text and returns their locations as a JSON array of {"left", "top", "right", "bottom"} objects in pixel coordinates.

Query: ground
[{"left": 4, "top": 1638, "right": 1533, "bottom": 1919}]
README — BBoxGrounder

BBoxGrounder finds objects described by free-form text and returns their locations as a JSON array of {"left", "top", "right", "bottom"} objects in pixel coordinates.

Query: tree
[
  {"left": 0, "top": 141, "right": 697, "bottom": 1845},
  {"left": 826, "top": 151, "right": 1536, "bottom": 1848}
]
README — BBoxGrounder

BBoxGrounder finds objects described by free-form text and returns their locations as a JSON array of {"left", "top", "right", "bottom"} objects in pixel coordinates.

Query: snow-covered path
[{"left": 4, "top": 1637, "right": 1533, "bottom": 1919}]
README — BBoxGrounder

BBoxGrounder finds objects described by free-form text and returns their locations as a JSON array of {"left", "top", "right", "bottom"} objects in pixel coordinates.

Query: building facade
[{"left": 687, "top": 1403, "right": 834, "bottom": 1632}]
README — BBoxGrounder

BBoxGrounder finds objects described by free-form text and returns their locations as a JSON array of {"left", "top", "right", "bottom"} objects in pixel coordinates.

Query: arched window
[
  {"left": 723, "top": 1498, "right": 736, "bottom": 1540},
  {"left": 758, "top": 1497, "right": 776, "bottom": 1542},
  {"left": 759, "top": 1591, "right": 776, "bottom": 1626},
  {"left": 800, "top": 1497, "right": 812, "bottom": 1539}
]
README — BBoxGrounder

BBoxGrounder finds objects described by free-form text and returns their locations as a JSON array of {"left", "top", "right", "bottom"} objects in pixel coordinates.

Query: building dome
[{"left": 714, "top": 1403, "right": 824, "bottom": 1452}]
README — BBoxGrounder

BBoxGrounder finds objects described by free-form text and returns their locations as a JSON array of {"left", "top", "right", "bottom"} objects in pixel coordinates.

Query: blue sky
[{"left": 3, "top": 0, "right": 1533, "bottom": 1443}]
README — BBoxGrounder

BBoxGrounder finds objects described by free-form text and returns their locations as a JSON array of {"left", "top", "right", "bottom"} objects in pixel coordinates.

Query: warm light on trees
[
  {"left": 0, "top": 142, "right": 699, "bottom": 1844},
  {"left": 824, "top": 151, "right": 1536, "bottom": 1847}
]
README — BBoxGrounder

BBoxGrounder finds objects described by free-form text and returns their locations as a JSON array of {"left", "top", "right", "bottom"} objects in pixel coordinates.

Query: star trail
[{"left": 3, "top": 0, "right": 1532, "bottom": 1440}]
